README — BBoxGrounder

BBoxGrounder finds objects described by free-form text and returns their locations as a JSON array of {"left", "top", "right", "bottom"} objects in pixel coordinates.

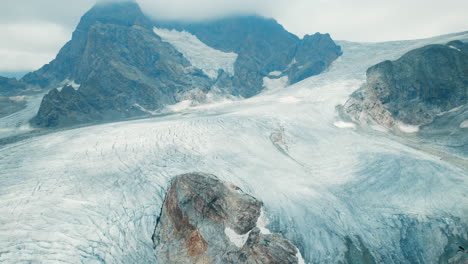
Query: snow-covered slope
[
  {"left": 0, "top": 32, "right": 467, "bottom": 263},
  {"left": 153, "top": 27, "right": 238, "bottom": 79}
]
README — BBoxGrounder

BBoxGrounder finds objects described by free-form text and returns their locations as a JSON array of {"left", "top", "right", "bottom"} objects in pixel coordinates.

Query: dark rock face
[
  {"left": 157, "top": 16, "right": 342, "bottom": 97},
  {"left": 153, "top": 173, "right": 301, "bottom": 264},
  {"left": 344, "top": 40, "right": 468, "bottom": 127},
  {"left": 28, "top": 2, "right": 213, "bottom": 127},
  {"left": 31, "top": 86, "right": 99, "bottom": 127}
]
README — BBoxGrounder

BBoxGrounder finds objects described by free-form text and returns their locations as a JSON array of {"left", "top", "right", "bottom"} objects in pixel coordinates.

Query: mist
[{"left": 0, "top": 0, "right": 467, "bottom": 72}]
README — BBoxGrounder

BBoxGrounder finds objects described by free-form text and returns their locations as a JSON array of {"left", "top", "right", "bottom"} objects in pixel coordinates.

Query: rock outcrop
[
  {"left": 153, "top": 173, "right": 302, "bottom": 264},
  {"left": 344, "top": 40, "right": 468, "bottom": 128}
]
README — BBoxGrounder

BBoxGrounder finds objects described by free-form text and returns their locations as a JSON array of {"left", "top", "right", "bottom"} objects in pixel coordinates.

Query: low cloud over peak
[{"left": 1, "top": 0, "right": 467, "bottom": 72}]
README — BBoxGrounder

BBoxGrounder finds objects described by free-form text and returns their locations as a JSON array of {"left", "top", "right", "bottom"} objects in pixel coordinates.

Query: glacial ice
[
  {"left": 0, "top": 32, "right": 467, "bottom": 263},
  {"left": 153, "top": 27, "right": 238, "bottom": 79}
]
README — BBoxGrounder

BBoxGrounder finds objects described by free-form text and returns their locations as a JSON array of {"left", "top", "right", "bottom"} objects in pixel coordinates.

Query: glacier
[
  {"left": 153, "top": 27, "right": 238, "bottom": 79},
  {"left": 0, "top": 32, "right": 467, "bottom": 263}
]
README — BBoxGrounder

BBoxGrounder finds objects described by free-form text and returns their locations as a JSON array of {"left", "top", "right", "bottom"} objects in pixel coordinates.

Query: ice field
[{"left": 0, "top": 32, "right": 467, "bottom": 263}]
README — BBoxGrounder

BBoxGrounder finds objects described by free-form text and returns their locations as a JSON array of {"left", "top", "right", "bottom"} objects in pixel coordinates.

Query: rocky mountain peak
[
  {"left": 77, "top": 1, "right": 153, "bottom": 32},
  {"left": 153, "top": 173, "right": 302, "bottom": 264}
]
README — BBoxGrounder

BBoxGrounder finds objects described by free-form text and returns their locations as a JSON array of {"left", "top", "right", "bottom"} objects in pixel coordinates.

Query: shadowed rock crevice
[{"left": 153, "top": 173, "right": 301, "bottom": 264}]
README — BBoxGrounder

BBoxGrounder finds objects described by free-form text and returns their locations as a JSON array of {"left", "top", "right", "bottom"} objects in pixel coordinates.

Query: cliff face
[
  {"left": 153, "top": 173, "right": 302, "bottom": 264},
  {"left": 344, "top": 40, "right": 468, "bottom": 128},
  {"left": 157, "top": 17, "right": 342, "bottom": 97},
  {"left": 28, "top": 2, "right": 213, "bottom": 127}
]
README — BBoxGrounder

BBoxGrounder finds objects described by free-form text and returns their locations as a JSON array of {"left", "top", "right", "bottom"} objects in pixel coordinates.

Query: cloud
[
  {"left": 138, "top": 0, "right": 289, "bottom": 21},
  {"left": 0, "top": 0, "right": 467, "bottom": 72},
  {"left": 0, "top": 23, "right": 70, "bottom": 71}
]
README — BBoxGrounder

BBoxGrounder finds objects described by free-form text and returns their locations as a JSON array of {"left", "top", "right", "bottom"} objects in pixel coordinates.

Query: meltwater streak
[{"left": 0, "top": 32, "right": 467, "bottom": 263}]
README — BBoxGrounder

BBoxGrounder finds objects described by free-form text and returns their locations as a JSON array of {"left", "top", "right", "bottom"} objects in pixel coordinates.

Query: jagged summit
[
  {"left": 22, "top": 1, "right": 341, "bottom": 127},
  {"left": 21, "top": 1, "right": 153, "bottom": 88},
  {"left": 156, "top": 15, "right": 299, "bottom": 53},
  {"left": 77, "top": 1, "right": 153, "bottom": 31}
]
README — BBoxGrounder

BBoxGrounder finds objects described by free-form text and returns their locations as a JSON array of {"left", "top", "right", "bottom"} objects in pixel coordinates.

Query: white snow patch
[
  {"left": 296, "top": 248, "right": 306, "bottom": 264},
  {"left": 256, "top": 209, "right": 271, "bottom": 235},
  {"left": 449, "top": 45, "right": 461, "bottom": 52},
  {"left": 263, "top": 76, "right": 289, "bottom": 91},
  {"left": 153, "top": 27, "right": 238, "bottom": 79},
  {"left": 224, "top": 227, "right": 250, "bottom": 248},
  {"left": 333, "top": 121, "right": 356, "bottom": 129},
  {"left": 436, "top": 105, "right": 463, "bottom": 116},
  {"left": 269, "top": 71, "right": 282, "bottom": 76},
  {"left": 59, "top": 79, "right": 80, "bottom": 91},
  {"left": 460, "top": 120, "right": 468, "bottom": 128},
  {"left": 398, "top": 122, "right": 419, "bottom": 133}
]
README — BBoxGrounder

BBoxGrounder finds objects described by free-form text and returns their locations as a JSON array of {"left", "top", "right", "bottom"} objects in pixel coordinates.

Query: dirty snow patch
[
  {"left": 153, "top": 27, "right": 238, "bottom": 79},
  {"left": 224, "top": 227, "right": 250, "bottom": 248},
  {"left": 61, "top": 79, "right": 80, "bottom": 90}
]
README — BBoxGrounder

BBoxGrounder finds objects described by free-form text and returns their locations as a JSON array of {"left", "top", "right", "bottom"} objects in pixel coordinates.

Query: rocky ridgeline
[
  {"left": 21, "top": 1, "right": 341, "bottom": 128},
  {"left": 153, "top": 173, "right": 302, "bottom": 264},
  {"left": 344, "top": 40, "right": 468, "bottom": 129}
]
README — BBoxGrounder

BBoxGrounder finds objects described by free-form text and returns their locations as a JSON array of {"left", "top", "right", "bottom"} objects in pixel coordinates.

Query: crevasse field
[{"left": 0, "top": 31, "right": 467, "bottom": 263}]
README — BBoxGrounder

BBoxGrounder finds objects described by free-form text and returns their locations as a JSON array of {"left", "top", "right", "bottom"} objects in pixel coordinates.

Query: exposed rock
[
  {"left": 344, "top": 40, "right": 468, "bottom": 128},
  {"left": 153, "top": 173, "right": 301, "bottom": 264},
  {"left": 286, "top": 33, "right": 342, "bottom": 84},
  {"left": 28, "top": 2, "right": 213, "bottom": 127},
  {"left": 157, "top": 16, "right": 342, "bottom": 96},
  {"left": 31, "top": 86, "right": 100, "bottom": 127},
  {"left": 27, "top": 2, "right": 341, "bottom": 128},
  {"left": 0, "top": 76, "right": 27, "bottom": 96}
]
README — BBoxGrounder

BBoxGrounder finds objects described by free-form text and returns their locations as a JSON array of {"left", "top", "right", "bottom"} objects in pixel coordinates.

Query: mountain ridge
[{"left": 21, "top": 1, "right": 341, "bottom": 128}]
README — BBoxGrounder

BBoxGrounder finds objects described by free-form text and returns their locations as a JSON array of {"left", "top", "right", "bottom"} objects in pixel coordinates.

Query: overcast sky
[{"left": 1, "top": 0, "right": 467, "bottom": 73}]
